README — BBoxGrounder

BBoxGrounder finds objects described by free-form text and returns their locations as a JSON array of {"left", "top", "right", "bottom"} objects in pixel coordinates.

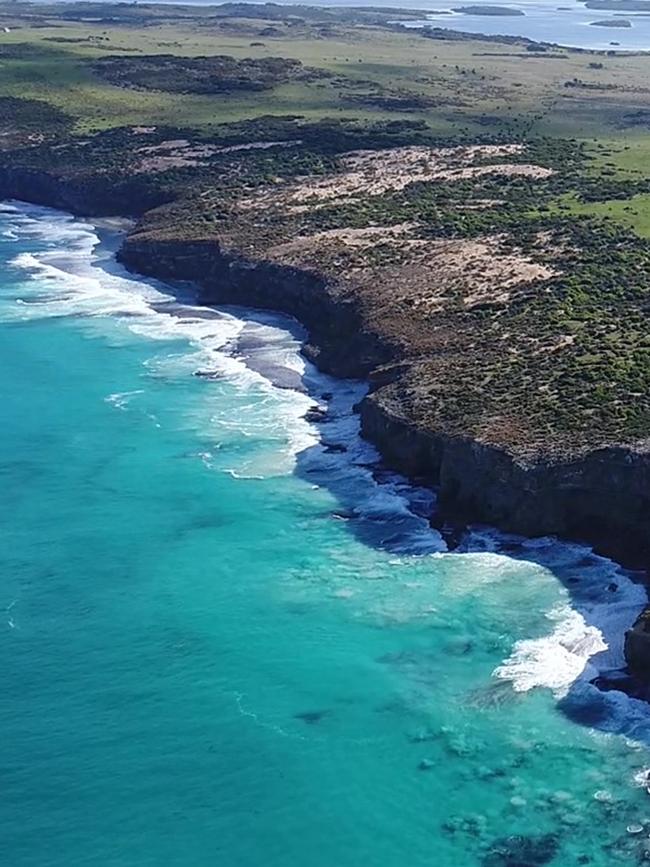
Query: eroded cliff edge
[
  {"left": 119, "top": 229, "right": 650, "bottom": 570},
  {"left": 2, "top": 125, "right": 650, "bottom": 574}
]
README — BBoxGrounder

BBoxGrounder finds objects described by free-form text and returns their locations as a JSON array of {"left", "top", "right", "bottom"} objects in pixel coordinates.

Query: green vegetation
[
  {"left": 93, "top": 54, "right": 329, "bottom": 94},
  {"left": 1, "top": 0, "right": 650, "bottom": 140},
  {"left": 2, "top": 0, "right": 650, "bottom": 452}
]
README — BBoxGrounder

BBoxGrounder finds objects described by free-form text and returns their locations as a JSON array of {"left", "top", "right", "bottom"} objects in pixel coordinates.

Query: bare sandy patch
[
  {"left": 260, "top": 144, "right": 554, "bottom": 212},
  {"left": 133, "top": 138, "right": 302, "bottom": 173},
  {"left": 268, "top": 226, "right": 558, "bottom": 315}
]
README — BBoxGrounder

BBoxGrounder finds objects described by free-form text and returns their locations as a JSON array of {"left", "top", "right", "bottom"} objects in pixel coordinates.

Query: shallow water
[
  {"left": 43, "top": 0, "right": 650, "bottom": 49},
  {"left": 2, "top": 201, "right": 650, "bottom": 866},
  {"left": 403, "top": 0, "right": 650, "bottom": 52}
]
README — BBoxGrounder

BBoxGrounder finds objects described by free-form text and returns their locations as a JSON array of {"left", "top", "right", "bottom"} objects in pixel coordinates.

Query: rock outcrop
[
  {"left": 360, "top": 394, "right": 650, "bottom": 568},
  {"left": 118, "top": 229, "right": 650, "bottom": 571},
  {"left": 625, "top": 607, "right": 650, "bottom": 680},
  {"left": 118, "top": 235, "right": 392, "bottom": 378}
]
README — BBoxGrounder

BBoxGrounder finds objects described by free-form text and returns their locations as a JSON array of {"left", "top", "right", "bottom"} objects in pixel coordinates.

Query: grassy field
[
  {"left": 550, "top": 190, "right": 650, "bottom": 237},
  {"left": 2, "top": 3, "right": 650, "bottom": 143},
  {"left": 2, "top": 0, "right": 650, "bottom": 235},
  {"left": 4, "top": 2, "right": 650, "bottom": 451}
]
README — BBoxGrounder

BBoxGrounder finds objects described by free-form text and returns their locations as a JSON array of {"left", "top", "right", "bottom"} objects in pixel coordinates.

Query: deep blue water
[{"left": 2, "top": 201, "right": 650, "bottom": 866}]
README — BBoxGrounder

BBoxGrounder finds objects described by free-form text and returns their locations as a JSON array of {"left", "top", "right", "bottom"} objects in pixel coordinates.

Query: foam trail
[
  {"left": 1, "top": 201, "right": 447, "bottom": 549},
  {"left": 483, "top": 531, "right": 648, "bottom": 714},
  {"left": 494, "top": 604, "right": 608, "bottom": 696},
  {"left": 2, "top": 202, "right": 320, "bottom": 477}
]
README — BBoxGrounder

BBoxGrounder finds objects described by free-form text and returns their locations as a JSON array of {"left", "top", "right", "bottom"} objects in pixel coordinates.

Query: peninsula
[{"left": 2, "top": 0, "right": 650, "bottom": 574}]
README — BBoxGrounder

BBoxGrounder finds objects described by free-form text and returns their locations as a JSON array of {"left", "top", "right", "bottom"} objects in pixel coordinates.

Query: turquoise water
[{"left": 2, "top": 202, "right": 650, "bottom": 866}]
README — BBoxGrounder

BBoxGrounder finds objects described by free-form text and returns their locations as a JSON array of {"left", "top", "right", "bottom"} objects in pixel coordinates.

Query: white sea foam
[
  {"left": 105, "top": 389, "right": 145, "bottom": 410},
  {"left": 2, "top": 202, "right": 444, "bottom": 537},
  {"left": 2, "top": 201, "right": 320, "bottom": 477},
  {"left": 490, "top": 532, "right": 647, "bottom": 701},
  {"left": 494, "top": 604, "right": 607, "bottom": 696}
]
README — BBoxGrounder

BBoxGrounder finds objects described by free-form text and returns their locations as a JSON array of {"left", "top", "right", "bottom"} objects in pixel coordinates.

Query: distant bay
[{"left": 33, "top": 0, "right": 650, "bottom": 50}]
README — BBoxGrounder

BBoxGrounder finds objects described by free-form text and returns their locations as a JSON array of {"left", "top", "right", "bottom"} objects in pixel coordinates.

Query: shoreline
[
  {"left": 3, "top": 175, "right": 648, "bottom": 571},
  {"left": 117, "top": 228, "right": 650, "bottom": 575},
  {"left": 3, "top": 186, "right": 650, "bottom": 675},
  {"left": 7, "top": 203, "right": 650, "bottom": 867},
  {"left": 5, "top": 169, "right": 646, "bottom": 568}
]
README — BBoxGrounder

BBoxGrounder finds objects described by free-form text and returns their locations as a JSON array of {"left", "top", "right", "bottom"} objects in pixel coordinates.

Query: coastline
[
  {"left": 117, "top": 229, "right": 650, "bottom": 574},
  {"left": 2, "top": 166, "right": 647, "bottom": 569},
  {"left": 7, "top": 202, "right": 650, "bottom": 866},
  {"left": 3, "top": 180, "right": 649, "bottom": 671}
]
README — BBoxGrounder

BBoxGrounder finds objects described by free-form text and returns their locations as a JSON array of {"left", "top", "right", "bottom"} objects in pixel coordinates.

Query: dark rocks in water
[
  {"left": 625, "top": 605, "right": 650, "bottom": 680},
  {"left": 331, "top": 509, "right": 355, "bottom": 521},
  {"left": 592, "top": 670, "right": 650, "bottom": 701},
  {"left": 418, "top": 758, "right": 435, "bottom": 771},
  {"left": 591, "top": 670, "right": 633, "bottom": 691},
  {"left": 293, "top": 709, "right": 330, "bottom": 725},
  {"left": 430, "top": 515, "right": 466, "bottom": 550},
  {"left": 323, "top": 442, "right": 347, "bottom": 454},
  {"left": 193, "top": 369, "right": 224, "bottom": 380},
  {"left": 483, "top": 834, "right": 559, "bottom": 867},
  {"left": 304, "top": 404, "right": 329, "bottom": 423}
]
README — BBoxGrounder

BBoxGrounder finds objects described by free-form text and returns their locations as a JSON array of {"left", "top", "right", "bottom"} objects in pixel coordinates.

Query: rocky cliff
[
  {"left": 118, "top": 235, "right": 392, "bottom": 378},
  {"left": 119, "top": 230, "right": 650, "bottom": 571},
  {"left": 2, "top": 138, "right": 650, "bottom": 674},
  {"left": 0, "top": 165, "right": 172, "bottom": 217},
  {"left": 360, "top": 395, "right": 650, "bottom": 567}
]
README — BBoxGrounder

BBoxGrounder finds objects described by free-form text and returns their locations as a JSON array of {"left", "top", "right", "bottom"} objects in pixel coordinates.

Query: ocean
[{"left": 2, "top": 200, "right": 650, "bottom": 865}]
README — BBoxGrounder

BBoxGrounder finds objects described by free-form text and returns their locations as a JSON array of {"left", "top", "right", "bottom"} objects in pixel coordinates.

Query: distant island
[
  {"left": 452, "top": 5, "right": 526, "bottom": 15},
  {"left": 585, "top": 0, "right": 650, "bottom": 10},
  {"left": 590, "top": 16, "right": 633, "bottom": 24}
]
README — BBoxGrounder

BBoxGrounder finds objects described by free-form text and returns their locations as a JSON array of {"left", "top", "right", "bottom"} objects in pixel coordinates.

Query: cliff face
[
  {"left": 119, "top": 235, "right": 393, "bottom": 378},
  {"left": 360, "top": 394, "right": 650, "bottom": 568},
  {"left": 2, "top": 164, "right": 648, "bottom": 571},
  {"left": 119, "top": 232, "right": 650, "bottom": 570},
  {"left": 625, "top": 609, "right": 650, "bottom": 680},
  {"left": 0, "top": 159, "right": 650, "bottom": 566},
  {"left": 0, "top": 166, "right": 171, "bottom": 217}
]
